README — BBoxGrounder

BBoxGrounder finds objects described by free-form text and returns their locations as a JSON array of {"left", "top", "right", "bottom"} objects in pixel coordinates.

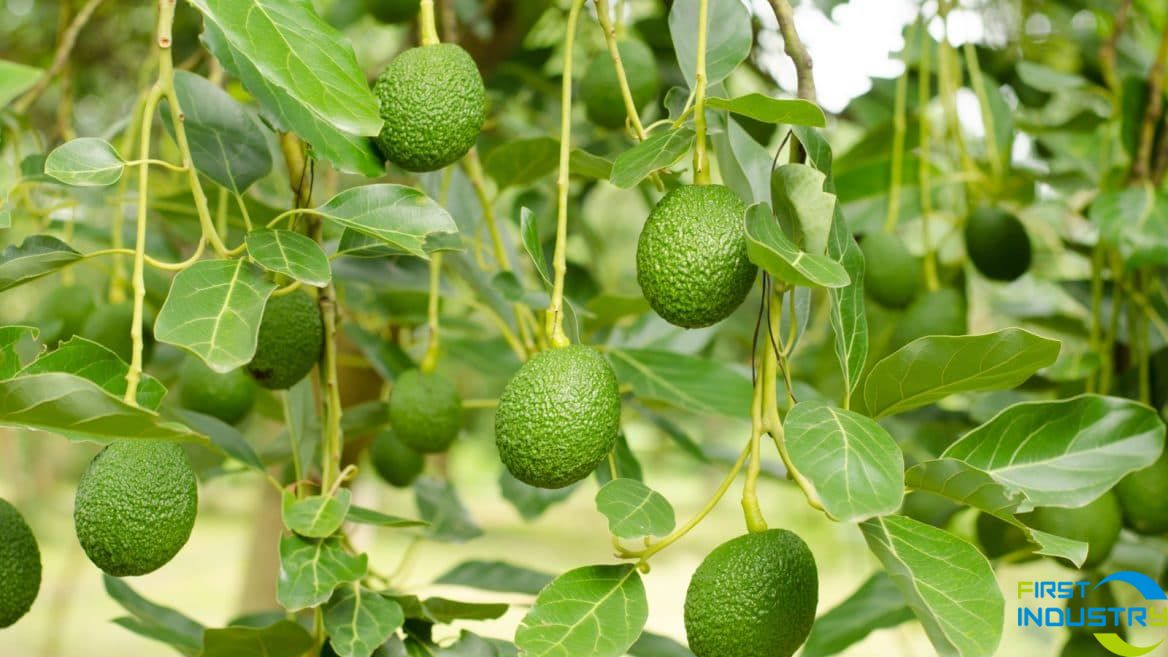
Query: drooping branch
[{"left": 768, "top": 0, "right": 817, "bottom": 104}]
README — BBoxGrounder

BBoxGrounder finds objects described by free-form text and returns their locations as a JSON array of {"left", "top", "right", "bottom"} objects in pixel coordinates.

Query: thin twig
[
  {"left": 13, "top": 0, "right": 106, "bottom": 114},
  {"left": 768, "top": 0, "right": 816, "bottom": 103},
  {"left": 1133, "top": 20, "right": 1168, "bottom": 182},
  {"left": 1099, "top": 0, "right": 1133, "bottom": 93}
]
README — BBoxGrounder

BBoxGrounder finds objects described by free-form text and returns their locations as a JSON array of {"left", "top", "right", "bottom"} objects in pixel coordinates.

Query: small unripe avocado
[
  {"left": 0, "top": 498, "right": 41, "bottom": 628},
  {"left": 1115, "top": 450, "right": 1168, "bottom": 535},
  {"left": 74, "top": 441, "right": 198, "bottom": 577},
  {"left": 364, "top": 0, "right": 419, "bottom": 23},
  {"left": 974, "top": 512, "right": 1034, "bottom": 561},
  {"left": 495, "top": 345, "right": 621, "bottom": 489},
  {"left": 374, "top": 44, "right": 486, "bottom": 172},
  {"left": 1020, "top": 492, "right": 1122, "bottom": 570},
  {"left": 860, "top": 232, "right": 921, "bottom": 309},
  {"left": 889, "top": 288, "right": 966, "bottom": 351},
  {"left": 370, "top": 429, "right": 425, "bottom": 487},
  {"left": 179, "top": 358, "right": 256, "bottom": 425},
  {"left": 388, "top": 369, "right": 463, "bottom": 453},
  {"left": 580, "top": 39, "right": 660, "bottom": 129},
  {"left": 637, "top": 184, "right": 756, "bottom": 328},
  {"left": 684, "top": 529, "right": 818, "bottom": 657},
  {"left": 246, "top": 291, "right": 323, "bottom": 390},
  {"left": 35, "top": 284, "right": 94, "bottom": 346},
  {"left": 79, "top": 302, "right": 153, "bottom": 363},
  {"left": 964, "top": 206, "right": 1031, "bottom": 282}
]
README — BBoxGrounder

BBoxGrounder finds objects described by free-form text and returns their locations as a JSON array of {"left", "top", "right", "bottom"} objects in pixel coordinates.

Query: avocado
[
  {"left": 370, "top": 429, "right": 425, "bottom": 487},
  {"left": 74, "top": 441, "right": 198, "bottom": 577},
  {"left": 495, "top": 345, "right": 621, "bottom": 489},
  {"left": 1020, "top": 492, "right": 1122, "bottom": 570},
  {"left": 79, "top": 302, "right": 153, "bottom": 363},
  {"left": 684, "top": 529, "right": 818, "bottom": 657},
  {"left": 374, "top": 43, "right": 486, "bottom": 172},
  {"left": 889, "top": 287, "right": 966, "bottom": 350},
  {"left": 388, "top": 369, "right": 463, "bottom": 453},
  {"left": 1115, "top": 450, "right": 1168, "bottom": 535},
  {"left": 636, "top": 184, "right": 756, "bottom": 328},
  {"left": 179, "top": 358, "right": 256, "bottom": 425},
  {"left": 364, "top": 0, "right": 419, "bottom": 23},
  {"left": 580, "top": 39, "right": 660, "bottom": 129},
  {"left": 974, "top": 512, "right": 1034, "bottom": 561},
  {"left": 35, "top": 284, "right": 94, "bottom": 346},
  {"left": 860, "top": 232, "right": 921, "bottom": 309},
  {"left": 1065, "top": 580, "right": 1125, "bottom": 636},
  {"left": 900, "top": 491, "right": 960, "bottom": 528},
  {"left": 0, "top": 498, "right": 41, "bottom": 628},
  {"left": 964, "top": 206, "right": 1031, "bottom": 282},
  {"left": 246, "top": 291, "right": 323, "bottom": 390}
]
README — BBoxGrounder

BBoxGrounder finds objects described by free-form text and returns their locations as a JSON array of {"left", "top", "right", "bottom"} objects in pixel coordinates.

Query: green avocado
[
  {"left": 964, "top": 206, "right": 1032, "bottom": 282},
  {"left": 684, "top": 529, "right": 818, "bottom": 657},
  {"left": 388, "top": 369, "right": 463, "bottom": 453},
  {"left": 495, "top": 345, "right": 621, "bottom": 489},
  {"left": 974, "top": 512, "right": 1034, "bottom": 561},
  {"left": 1115, "top": 450, "right": 1168, "bottom": 535},
  {"left": 860, "top": 232, "right": 921, "bottom": 309},
  {"left": 1020, "top": 492, "right": 1122, "bottom": 570},
  {"left": 180, "top": 358, "right": 256, "bottom": 425},
  {"left": 900, "top": 491, "right": 960, "bottom": 528},
  {"left": 79, "top": 302, "right": 153, "bottom": 363},
  {"left": 370, "top": 429, "right": 425, "bottom": 487},
  {"left": 74, "top": 441, "right": 198, "bottom": 577},
  {"left": 364, "top": 0, "right": 419, "bottom": 23},
  {"left": 580, "top": 39, "right": 660, "bottom": 129},
  {"left": 0, "top": 498, "right": 41, "bottom": 628},
  {"left": 246, "top": 291, "right": 323, "bottom": 390},
  {"left": 35, "top": 284, "right": 94, "bottom": 346},
  {"left": 636, "top": 184, "right": 756, "bottom": 328},
  {"left": 1066, "top": 580, "right": 1125, "bottom": 636},
  {"left": 889, "top": 287, "right": 966, "bottom": 351},
  {"left": 374, "top": 43, "right": 486, "bottom": 172}
]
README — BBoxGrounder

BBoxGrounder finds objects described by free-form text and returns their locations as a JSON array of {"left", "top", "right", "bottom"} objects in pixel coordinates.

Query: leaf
[
  {"left": 324, "top": 586, "right": 405, "bottom": 657},
  {"left": 0, "top": 326, "right": 37, "bottom": 379},
  {"left": 520, "top": 207, "right": 552, "bottom": 286},
  {"left": 669, "top": 0, "right": 752, "bottom": 88},
  {"left": 435, "top": 561, "right": 554, "bottom": 596},
  {"left": 942, "top": 395, "right": 1166, "bottom": 509},
  {"left": 0, "top": 372, "right": 202, "bottom": 443},
  {"left": 0, "top": 59, "right": 43, "bottom": 108},
  {"left": 163, "top": 71, "right": 272, "bottom": 193},
  {"left": 594, "top": 433, "right": 643, "bottom": 484},
  {"left": 104, "top": 575, "right": 204, "bottom": 656},
  {"left": 744, "top": 203, "right": 850, "bottom": 288},
  {"left": 860, "top": 516, "right": 1004, "bottom": 657},
  {"left": 316, "top": 185, "right": 460, "bottom": 258},
  {"left": 246, "top": 229, "right": 332, "bottom": 287},
  {"left": 499, "top": 470, "right": 577, "bottom": 521},
  {"left": 861, "top": 329, "right": 1061, "bottom": 418},
  {"left": 485, "top": 137, "right": 560, "bottom": 189},
  {"left": 784, "top": 400, "right": 904, "bottom": 522},
  {"left": 414, "top": 476, "right": 482, "bottom": 542},
  {"left": 113, "top": 617, "right": 200, "bottom": 657},
  {"left": 0, "top": 235, "right": 82, "bottom": 292},
  {"left": 825, "top": 204, "right": 867, "bottom": 405},
  {"left": 712, "top": 117, "right": 772, "bottom": 203},
  {"left": 20, "top": 337, "right": 167, "bottom": 410},
  {"left": 609, "top": 128, "right": 695, "bottom": 189},
  {"left": 1088, "top": 185, "right": 1168, "bottom": 267},
  {"left": 419, "top": 598, "right": 508, "bottom": 623},
  {"left": 346, "top": 505, "right": 427, "bottom": 528},
  {"left": 201, "top": 620, "right": 314, "bottom": 657},
  {"left": 515, "top": 564, "right": 648, "bottom": 657},
  {"left": 282, "top": 488, "right": 352, "bottom": 538},
  {"left": 188, "top": 0, "right": 381, "bottom": 136},
  {"left": 276, "top": 535, "right": 368, "bottom": 611},
  {"left": 707, "top": 95, "right": 826, "bottom": 127},
  {"left": 569, "top": 149, "right": 613, "bottom": 180},
  {"left": 171, "top": 409, "right": 267, "bottom": 474},
  {"left": 594, "top": 479, "right": 676, "bottom": 539},
  {"left": 608, "top": 348, "right": 752, "bottom": 417},
  {"left": 44, "top": 138, "right": 125, "bottom": 186},
  {"left": 627, "top": 632, "right": 695, "bottom": 657},
  {"left": 154, "top": 259, "right": 278, "bottom": 372},
  {"left": 771, "top": 164, "right": 836, "bottom": 256},
  {"left": 801, "top": 572, "right": 913, "bottom": 657}
]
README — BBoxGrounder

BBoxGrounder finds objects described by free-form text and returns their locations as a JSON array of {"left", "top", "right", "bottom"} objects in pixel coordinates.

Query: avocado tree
[{"left": 1, "top": 1, "right": 1167, "bottom": 656}]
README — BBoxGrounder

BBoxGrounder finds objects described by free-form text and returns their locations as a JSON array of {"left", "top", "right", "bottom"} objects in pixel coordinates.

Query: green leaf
[
  {"left": 609, "top": 128, "right": 695, "bottom": 189},
  {"left": 163, "top": 71, "right": 272, "bottom": 193},
  {"left": 435, "top": 560, "right": 554, "bottom": 596},
  {"left": 520, "top": 207, "right": 552, "bottom": 286},
  {"left": 20, "top": 337, "right": 167, "bottom": 410},
  {"left": 1015, "top": 62, "right": 1085, "bottom": 92},
  {"left": 419, "top": 597, "right": 508, "bottom": 623},
  {"left": 246, "top": 229, "right": 332, "bottom": 287},
  {"left": 784, "top": 401, "right": 904, "bottom": 522},
  {"left": 569, "top": 149, "right": 613, "bottom": 180},
  {"left": 171, "top": 409, "right": 267, "bottom": 475},
  {"left": 744, "top": 203, "right": 850, "bottom": 288},
  {"left": 414, "top": 476, "right": 482, "bottom": 542},
  {"left": 707, "top": 95, "right": 826, "bottom": 127},
  {"left": 0, "top": 235, "right": 82, "bottom": 292},
  {"left": 942, "top": 395, "right": 1166, "bottom": 509},
  {"left": 628, "top": 632, "right": 694, "bottom": 657},
  {"left": 0, "top": 372, "right": 202, "bottom": 443},
  {"left": 282, "top": 488, "right": 352, "bottom": 538},
  {"left": 608, "top": 348, "right": 752, "bottom": 417},
  {"left": 44, "top": 138, "right": 124, "bottom": 186},
  {"left": 316, "top": 185, "right": 460, "bottom": 258},
  {"left": 188, "top": 0, "right": 381, "bottom": 136},
  {"left": 861, "top": 329, "right": 1061, "bottom": 418},
  {"left": 113, "top": 617, "right": 200, "bottom": 657},
  {"left": 860, "top": 516, "right": 1003, "bottom": 657},
  {"left": 594, "top": 478, "right": 675, "bottom": 539},
  {"left": 499, "top": 470, "right": 577, "bottom": 521},
  {"left": 0, "top": 59, "right": 43, "bottom": 108},
  {"left": 594, "top": 433, "right": 643, "bottom": 485},
  {"left": 201, "top": 620, "right": 314, "bottom": 657},
  {"left": 346, "top": 505, "right": 427, "bottom": 528},
  {"left": 825, "top": 205, "right": 867, "bottom": 404},
  {"left": 771, "top": 163, "right": 836, "bottom": 256},
  {"left": 484, "top": 137, "right": 559, "bottom": 189},
  {"left": 154, "top": 259, "right": 278, "bottom": 373},
  {"left": 104, "top": 575, "right": 204, "bottom": 656},
  {"left": 712, "top": 118, "right": 772, "bottom": 203},
  {"left": 1088, "top": 185, "right": 1168, "bottom": 267},
  {"left": 0, "top": 326, "right": 37, "bottom": 379},
  {"left": 276, "top": 535, "right": 368, "bottom": 611},
  {"left": 515, "top": 564, "right": 648, "bottom": 657},
  {"left": 801, "top": 572, "right": 913, "bottom": 657},
  {"left": 324, "top": 586, "right": 404, "bottom": 657},
  {"left": 669, "top": 0, "right": 751, "bottom": 88}
]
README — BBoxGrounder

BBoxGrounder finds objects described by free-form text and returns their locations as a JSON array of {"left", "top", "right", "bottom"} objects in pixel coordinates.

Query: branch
[
  {"left": 1099, "top": 0, "right": 1132, "bottom": 93},
  {"left": 768, "top": 0, "right": 816, "bottom": 104},
  {"left": 1134, "top": 20, "right": 1168, "bottom": 182},
  {"left": 13, "top": 0, "right": 107, "bottom": 114}
]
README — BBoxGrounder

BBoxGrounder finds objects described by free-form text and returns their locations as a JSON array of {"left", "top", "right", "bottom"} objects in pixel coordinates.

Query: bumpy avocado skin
[
  {"left": 36, "top": 284, "right": 94, "bottom": 345},
  {"left": 370, "top": 429, "right": 425, "bottom": 487},
  {"left": 964, "top": 206, "right": 1031, "bottom": 282},
  {"left": 364, "top": 0, "right": 419, "bottom": 23},
  {"left": 581, "top": 39, "right": 660, "bottom": 129},
  {"left": 374, "top": 44, "right": 486, "bottom": 172},
  {"left": 246, "top": 291, "right": 323, "bottom": 390},
  {"left": 637, "top": 185, "right": 757, "bottom": 328},
  {"left": 388, "top": 369, "right": 463, "bottom": 453},
  {"left": 860, "top": 232, "right": 921, "bottom": 309},
  {"left": 890, "top": 288, "right": 967, "bottom": 350},
  {"left": 1115, "top": 450, "right": 1168, "bottom": 535},
  {"left": 495, "top": 345, "right": 621, "bottom": 489},
  {"left": 684, "top": 529, "right": 818, "bottom": 657},
  {"left": 0, "top": 498, "right": 41, "bottom": 628},
  {"left": 180, "top": 358, "right": 256, "bottom": 425},
  {"left": 1020, "top": 492, "right": 1122, "bottom": 570},
  {"left": 74, "top": 441, "right": 198, "bottom": 577}
]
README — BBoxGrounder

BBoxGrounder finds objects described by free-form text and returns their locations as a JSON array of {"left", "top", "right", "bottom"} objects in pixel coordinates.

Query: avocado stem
[
  {"left": 418, "top": 0, "right": 441, "bottom": 46},
  {"left": 420, "top": 252, "right": 443, "bottom": 373},
  {"left": 691, "top": 0, "right": 711, "bottom": 185},
  {"left": 593, "top": 0, "right": 648, "bottom": 141}
]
